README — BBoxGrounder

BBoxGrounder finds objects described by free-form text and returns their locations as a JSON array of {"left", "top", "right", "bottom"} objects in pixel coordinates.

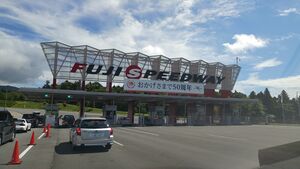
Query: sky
[{"left": 0, "top": 0, "right": 300, "bottom": 98}]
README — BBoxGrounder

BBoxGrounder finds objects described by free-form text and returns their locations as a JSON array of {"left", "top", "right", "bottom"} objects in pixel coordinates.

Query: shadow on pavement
[
  {"left": 55, "top": 142, "right": 108, "bottom": 155},
  {"left": 258, "top": 140, "right": 300, "bottom": 166}
]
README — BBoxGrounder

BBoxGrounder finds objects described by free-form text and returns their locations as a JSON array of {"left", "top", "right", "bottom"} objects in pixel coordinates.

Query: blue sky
[{"left": 0, "top": 0, "right": 300, "bottom": 97}]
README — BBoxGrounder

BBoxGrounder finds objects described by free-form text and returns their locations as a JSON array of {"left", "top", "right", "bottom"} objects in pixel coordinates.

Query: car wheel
[
  {"left": 9, "top": 132, "right": 15, "bottom": 142},
  {"left": 72, "top": 144, "right": 77, "bottom": 150},
  {"left": 105, "top": 144, "right": 112, "bottom": 150},
  {"left": 0, "top": 134, "right": 3, "bottom": 145}
]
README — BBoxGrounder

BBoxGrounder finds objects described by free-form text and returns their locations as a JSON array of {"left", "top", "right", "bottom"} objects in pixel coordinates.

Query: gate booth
[
  {"left": 148, "top": 106, "right": 165, "bottom": 125},
  {"left": 187, "top": 104, "right": 206, "bottom": 126},
  {"left": 45, "top": 104, "right": 59, "bottom": 127},
  {"left": 103, "top": 105, "right": 117, "bottom": 124}
]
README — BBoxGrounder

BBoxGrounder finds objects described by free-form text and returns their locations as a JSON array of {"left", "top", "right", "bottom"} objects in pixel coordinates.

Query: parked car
[
  {"left": 22, "top": 114, "right": 38, "bottom": 128},
  {"left": 69, "top": 117, "right": 113, "bottom": 151},
  {"left": 62, "top": 115, "right": 75, "bottom": 127},
  {"left": 0, "top": 110, "right": 16, "bottom": 145},
  {"left": 15, "top": 118, "right": 31, "bottom": 132},
  {"left": 32, "top": 111, "right": 45, "bottom": 125},
  {"left": 118, "top": 117, "right": 132, "bottom": 126}
]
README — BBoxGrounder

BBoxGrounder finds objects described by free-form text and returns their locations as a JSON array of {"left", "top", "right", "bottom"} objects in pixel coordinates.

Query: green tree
[
  {"left": 231, "top": 90, "right": 247, "bottom": 98},
  {"left": 86, "top": 82, "right": 105, "bottom": 92},
  {"left": 262, "top": 88, "right": 276, "bottom": 115},
  {"left": 60, "top": 80, "right": 75, "bottom": 90},
  {"left": 249, "top": 91, "right": 256, "bottom": 99},
  {"left": 42, "top": 80, "right": 51, "bottom": 89},
  {"left": 280, "top": 90, "right": 289, "bottom": 103}
]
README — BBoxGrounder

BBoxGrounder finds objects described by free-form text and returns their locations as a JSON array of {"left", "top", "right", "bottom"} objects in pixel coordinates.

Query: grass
[
  {"left": 6, "top": 101, "right": 130, "bottom": 115},
  {"left": 12, "top": 101, "right": 45, "bottom": 109}
]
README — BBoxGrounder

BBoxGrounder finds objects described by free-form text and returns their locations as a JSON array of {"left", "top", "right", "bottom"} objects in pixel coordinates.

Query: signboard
[
  {"left": 124, "top": 79, "right": 204, "bottom": 94},
  {"left": 41, "top": 42, "right": 241, "bottom": 90},
  {"left": 70, "top": 63, "right": 225, "bottom": 84}
]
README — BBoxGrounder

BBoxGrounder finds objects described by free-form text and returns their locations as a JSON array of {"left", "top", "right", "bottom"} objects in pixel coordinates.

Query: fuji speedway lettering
[{"left": 70, "top": 63, "right": 225, "bottom": 84}]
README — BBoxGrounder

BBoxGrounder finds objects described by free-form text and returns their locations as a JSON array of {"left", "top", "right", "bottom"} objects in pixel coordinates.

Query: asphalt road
[
  {"left": 2, "top": 108, "right": 300, "bottom": 169},
  {"left": 1, "top": 124, "right": 300, "bottom": 169}
]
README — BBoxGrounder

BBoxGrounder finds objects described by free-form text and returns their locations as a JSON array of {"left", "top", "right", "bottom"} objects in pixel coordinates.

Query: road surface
[{"left": 1, "top": 108, "right": 300, "bottom": 169}]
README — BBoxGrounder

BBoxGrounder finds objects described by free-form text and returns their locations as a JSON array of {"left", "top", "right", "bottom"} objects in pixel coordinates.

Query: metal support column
[{"left": 80, "top": 46, "right": 87, "bottom": 117}]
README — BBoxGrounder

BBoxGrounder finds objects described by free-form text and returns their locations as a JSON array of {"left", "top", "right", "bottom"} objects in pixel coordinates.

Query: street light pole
[
  {"left": 281, "top": 93, "right": 285, "bottom": 123},
  {"left": 297, "top": 92, "right": 300, "bottom": 122},
  {"left": 4, "top": 86, "right": 7, "bottom": 109}
]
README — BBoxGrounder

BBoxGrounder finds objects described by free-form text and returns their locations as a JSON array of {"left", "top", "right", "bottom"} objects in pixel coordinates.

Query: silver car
[{"left": 69, "top": 117, "right": 113, "bottom": 150}]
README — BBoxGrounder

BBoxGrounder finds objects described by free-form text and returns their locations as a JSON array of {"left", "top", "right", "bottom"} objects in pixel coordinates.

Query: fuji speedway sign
[{"left": 70, "top": 63, "right": 225, "bottom": 84}]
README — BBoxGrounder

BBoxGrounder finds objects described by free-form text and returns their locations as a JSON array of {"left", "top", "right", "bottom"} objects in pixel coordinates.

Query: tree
[
  {"left": 42, "top": 80, "right": 51, "bottom": 89},
  {"left": 280, "top": 90, "right": 289, "bottom": 103},
  {"left": 231, "top": 90, "right": 247, "bottom": 98},
  {"left": 256, "top": 92, "right": 264, "bottom": 101},
  {"left": 86, "top": 82, "right": 105, "bottom": 92},
  {"left": 262, "top": 88, "right": 276, "bottom": 115},
  {"left": 112, "top": 85, "right": 123, "bottom": 93},
  {"left": 60, "top": 80, "right": 74, "bottom": 90},
  {"left": 249, "top": 91, "right": 256, "bottom": 99}
]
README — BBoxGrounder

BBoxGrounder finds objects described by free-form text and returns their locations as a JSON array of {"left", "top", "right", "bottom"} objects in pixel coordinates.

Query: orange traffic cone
[
  {"left": 8, "top": 140, "right": 22, "bottom": 165},
  {"left": 43, "top": 126, "right": 47, "bottom": 133},
  {"left": 46, "top": 125, "right": 50, "bottom": 138},
  {"left": 28, "top": 131, "right": 36, "bottom": 145}
]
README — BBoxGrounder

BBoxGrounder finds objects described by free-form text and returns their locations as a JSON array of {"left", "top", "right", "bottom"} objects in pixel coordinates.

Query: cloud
[
  {"left": 236, "top": 73, "right": 300, "bottom": 97},
  {"left": 141, "top": 45, "right": 165, "bottom": 55},
  {"left": 0, "top": 0, "right": 253, "bottom": 86},
  {"left": 0, "top": 32, "right": 48, "bottom": 84},
  {"left": 223, "top": 34, "right": 268, "bottom": 54},
  {"left": 278, "top": 8, "right": 299, "bottom": 16},
  {"left": 254, "top": 58, "right": 282, "bottom": 70}
]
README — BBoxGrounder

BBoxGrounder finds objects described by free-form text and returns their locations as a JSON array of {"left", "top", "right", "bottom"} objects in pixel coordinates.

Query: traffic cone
[
  {"left": 43, "top": 126, "right": 47, "bottom": 133},
  {"left": 28, "top": 131, "right": 36, "bottom": 145},
  {"left": 8, "top": 140, "right": 22, "bottom": 165},
  {"left": 46, "top": 125, "right": 50, "bottom": 138}
]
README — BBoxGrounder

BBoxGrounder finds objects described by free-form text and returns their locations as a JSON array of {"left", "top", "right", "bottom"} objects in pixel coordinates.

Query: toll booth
[
  {"left": 103, "top": 105, "right": 117, "bottom": 124},
  {"left": 149, "top": 106, "right": 165, "bottom": 125},
  {"left": 187, "top": 104, "right": 206, "bottom": 126},
  {"left": 45, "top": 104, "right": 59, "bottom": 127}
]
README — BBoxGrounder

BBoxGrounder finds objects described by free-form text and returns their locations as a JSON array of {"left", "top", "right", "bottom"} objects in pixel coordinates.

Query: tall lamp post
[
  {"left": 297, "top": 92, "right": 300, "bottom": 123},
  {"left": 4, "top": 86, "right": 8, "bottom": 109},
  {"left": 281, "top": 93, "right": 285, "bottom": 123}
]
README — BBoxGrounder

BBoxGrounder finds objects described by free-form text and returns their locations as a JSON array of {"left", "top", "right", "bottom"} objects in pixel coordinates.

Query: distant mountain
[{"left": 0, "top": 85, "right": 19, "bottom": 92}]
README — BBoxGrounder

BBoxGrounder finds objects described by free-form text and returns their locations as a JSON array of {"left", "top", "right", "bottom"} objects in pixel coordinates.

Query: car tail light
[
  {"left": 75, "top": 128, "right": 81, "bottom": 136},
  {"left": 109, "top": 128, "right": 113, "bottom": 135}
]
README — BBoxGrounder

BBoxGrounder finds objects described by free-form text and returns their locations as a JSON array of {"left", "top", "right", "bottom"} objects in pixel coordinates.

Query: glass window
[
  {"left": 80, "top": 119, "right": 108, "bottom": 128},
  {"left": 0, "top": 112, "right": 8, "bottom": 121},
  {"left": 74, "top": 119, "right": 81, "bottom": 127}
]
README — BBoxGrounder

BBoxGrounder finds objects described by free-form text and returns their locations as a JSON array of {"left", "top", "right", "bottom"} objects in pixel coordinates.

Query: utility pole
[
  {"left": 4, "top": 85, "right": 8, "bottom": 109},
  {"left": 281, "top": 93, "right": 285, "bottom": 123},
  {"left": 236, "top": 57, "right": 240, "bottom": 65},
  {"left": 297, "top": 92, "right": 300, "bottom": 123}
]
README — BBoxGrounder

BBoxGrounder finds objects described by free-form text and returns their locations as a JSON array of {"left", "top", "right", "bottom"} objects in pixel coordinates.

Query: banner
[{"left": 124, "top": 79, "right": 204, "bottom": 94}]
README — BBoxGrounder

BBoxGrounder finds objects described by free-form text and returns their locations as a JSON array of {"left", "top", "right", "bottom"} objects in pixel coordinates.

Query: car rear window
[
  {"left": 80, "top": 119, "right": 108, "bottom": 128},
  {"left": 16, "top": 120, "right": 25, "bottom": 124},
  {"left": 22, "top": 114, "right": 33, "bottom": 118},
  {"left": 0, "top": 112, "right": 7, "bottom": 121},
  {"left": 64, "top": 115, "right": 74, "bottom": 120}
]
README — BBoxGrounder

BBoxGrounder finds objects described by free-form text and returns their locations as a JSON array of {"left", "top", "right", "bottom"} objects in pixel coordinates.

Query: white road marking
[
  {"left": 19, "top": 145, "right": 34, "bottom": 159},
  {"left": 19, "top": 132, "right": 45, "bottom": 159},
  {"left": 120, "top": 128, "right": 159, "bottom": 136},
  {"left": 113, "top": 140, "right": 124, "bottom": 146},
  {"left": 207, "top": 134, "right": 247, "bottom": 141},
  {"left": 38, "top": 133, "right": 45, "bottom": 140}
]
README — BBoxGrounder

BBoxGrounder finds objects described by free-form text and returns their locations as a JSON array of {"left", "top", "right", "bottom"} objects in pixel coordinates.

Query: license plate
[{"left": 89, "top": 131, "right": 104, "bottom": 138}]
